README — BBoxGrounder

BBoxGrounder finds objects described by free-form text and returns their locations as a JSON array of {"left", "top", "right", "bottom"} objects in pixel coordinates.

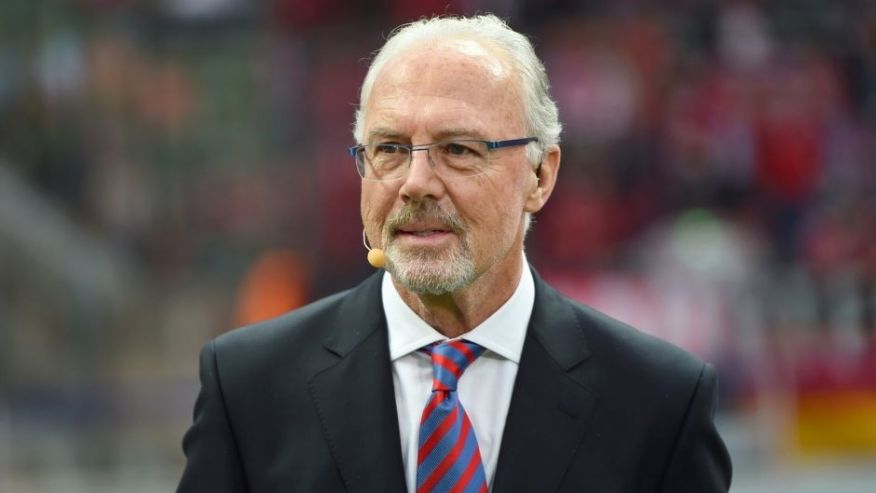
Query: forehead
[{"left": 364, "top": 39, "right": 525, "bottom": 139}]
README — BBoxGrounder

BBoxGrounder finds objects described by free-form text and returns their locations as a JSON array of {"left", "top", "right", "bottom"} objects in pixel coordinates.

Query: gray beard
[
  {"left": 381, "top": 201, "right": 476, "bottom": 295},
  {"left": 385, "top": 239, "right": 477, "bottom": 295}
]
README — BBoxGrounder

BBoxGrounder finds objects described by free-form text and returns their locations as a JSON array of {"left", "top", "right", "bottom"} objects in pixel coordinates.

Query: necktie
[{"left": 416, "top": 340, "right": 488, "bottom": 493}]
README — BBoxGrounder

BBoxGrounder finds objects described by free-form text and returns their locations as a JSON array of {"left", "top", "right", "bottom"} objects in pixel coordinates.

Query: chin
[{"left": 385, "top": 246, "right": 477, "bottom": 295}]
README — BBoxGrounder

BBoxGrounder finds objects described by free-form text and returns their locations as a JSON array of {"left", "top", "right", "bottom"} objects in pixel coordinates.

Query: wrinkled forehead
[{"left": 363, "top": 38, "right": 525, "bottom": 136}]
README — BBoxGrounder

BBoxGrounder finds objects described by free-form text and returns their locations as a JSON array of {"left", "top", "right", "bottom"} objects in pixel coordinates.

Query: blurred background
[{"left": 1, "top": 0, "right": 875, "bottom": 491}]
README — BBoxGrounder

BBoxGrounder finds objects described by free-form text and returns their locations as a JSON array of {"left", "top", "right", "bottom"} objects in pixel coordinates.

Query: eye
[
  {"left": 442, "top": 142, "right": 476, "bottom": 156},
  {"left": 374, "top": 143, "right": 403, "bottom": 154}
]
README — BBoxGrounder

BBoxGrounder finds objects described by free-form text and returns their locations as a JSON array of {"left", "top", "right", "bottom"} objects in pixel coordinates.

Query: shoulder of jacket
[{"left": 551, "top": 283, "right": 707, "bottom": 381}]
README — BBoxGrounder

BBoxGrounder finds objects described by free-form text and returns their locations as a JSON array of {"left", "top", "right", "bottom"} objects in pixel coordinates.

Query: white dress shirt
[{"left": 382, "top": 263, "right": 534, "bottom": 492}]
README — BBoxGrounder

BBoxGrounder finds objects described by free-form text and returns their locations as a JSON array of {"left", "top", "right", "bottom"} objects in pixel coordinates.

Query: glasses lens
[
  {"left": 360, "top": 144, "right": 409, "bottom": 180},
  {"left": 433, "top": 141, "right": 489, "bottom": 176},
  {"left": 354, "top": 148, "right": 369, "bottom": 178}
]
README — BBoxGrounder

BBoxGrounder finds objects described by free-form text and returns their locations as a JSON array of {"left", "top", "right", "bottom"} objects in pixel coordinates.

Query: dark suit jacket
[{"left": 177, "top": 269, "right": 732, "bottom": 492}]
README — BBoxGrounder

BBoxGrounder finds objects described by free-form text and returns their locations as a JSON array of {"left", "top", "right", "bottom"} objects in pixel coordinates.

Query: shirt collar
[{"left": 383, "top": 257, "right": 534, "bottom": 363}]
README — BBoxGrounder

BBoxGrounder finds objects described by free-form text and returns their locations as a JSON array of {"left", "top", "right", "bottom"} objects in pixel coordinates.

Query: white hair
[{"left": 352, "top": 15, "right": 562, "bottom": 165}]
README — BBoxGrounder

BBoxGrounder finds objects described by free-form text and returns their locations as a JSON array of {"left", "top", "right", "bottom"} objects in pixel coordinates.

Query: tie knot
[{"left": 423, "top": 340, "right": 485, "bottom": 392}]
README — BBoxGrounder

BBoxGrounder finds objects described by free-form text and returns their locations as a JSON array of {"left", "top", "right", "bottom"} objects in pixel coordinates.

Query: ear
[{"left": 524, "top": 145, "right": 560, "bottom": 214}]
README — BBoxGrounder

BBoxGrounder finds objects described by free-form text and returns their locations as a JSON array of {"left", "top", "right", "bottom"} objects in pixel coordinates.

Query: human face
[{"left": 360, "top": 39, "right": 540, "bottom": 295}]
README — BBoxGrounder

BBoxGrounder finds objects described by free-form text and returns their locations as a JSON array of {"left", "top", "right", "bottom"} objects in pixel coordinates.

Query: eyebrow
[
  {"left": 366, "top": 127, "right": 408, "bottom": 143},
  {"left": 365, "top": 127, "right": 487, "bottom": 144},
  {"left": 432, "top": 128, "right": 488, "bottom": 141}
]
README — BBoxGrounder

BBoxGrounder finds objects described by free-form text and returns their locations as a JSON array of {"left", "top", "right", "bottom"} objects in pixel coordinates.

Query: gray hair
[{"left": 352, "top": 15, "right": 562, "bottom": 165}]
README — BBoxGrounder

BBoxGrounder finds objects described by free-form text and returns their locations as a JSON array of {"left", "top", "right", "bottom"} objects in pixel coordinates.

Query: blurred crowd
[{"left": 1, "top": 0, "right": 875, "bottom": 487}]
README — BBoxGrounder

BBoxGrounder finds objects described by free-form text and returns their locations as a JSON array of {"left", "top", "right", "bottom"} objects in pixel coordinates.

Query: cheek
[
  {"left": 457, "top": 176, "right": 526, "bottom": 236},
  {"left": 361, "top": 183, "right": 397, "bottom": 227}
]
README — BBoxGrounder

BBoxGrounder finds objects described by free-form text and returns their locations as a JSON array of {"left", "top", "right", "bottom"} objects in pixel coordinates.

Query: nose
[{"left": 398, "top": 147, "right": 446, "bottom": 202}]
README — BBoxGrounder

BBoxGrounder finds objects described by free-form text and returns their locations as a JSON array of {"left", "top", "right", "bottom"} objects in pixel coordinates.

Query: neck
[{"left": 392, "top": 252, "right": 524, "bottom": 338}]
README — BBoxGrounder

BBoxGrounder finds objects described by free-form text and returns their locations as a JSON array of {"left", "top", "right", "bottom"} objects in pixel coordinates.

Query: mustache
[{"left": 385, "top": 201, "right": 466, "bottom": 235}]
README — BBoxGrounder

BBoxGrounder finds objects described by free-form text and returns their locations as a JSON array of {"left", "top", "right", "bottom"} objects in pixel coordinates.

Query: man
[{"left": 178, "top": 15, "right": 732, "bottom": 492}]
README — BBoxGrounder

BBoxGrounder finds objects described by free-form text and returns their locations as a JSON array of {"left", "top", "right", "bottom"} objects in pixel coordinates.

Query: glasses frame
[{"left": 348, "top": 137, "right": 539, "bottom": 180}]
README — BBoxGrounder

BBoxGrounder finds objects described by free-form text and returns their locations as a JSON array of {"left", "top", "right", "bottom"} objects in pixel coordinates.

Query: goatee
[{"left": 382, "top": 201, "right": 476, "bottom": 295}]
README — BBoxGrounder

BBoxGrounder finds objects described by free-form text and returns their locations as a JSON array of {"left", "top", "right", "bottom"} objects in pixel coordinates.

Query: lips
[
  {"left": 398, "top": 227, "right": 452, "bottom": 237},
  {"left": 390, "top": 222, "right": 457, "bottom": 248},
  {"left": 384, "top": 202, "right": 466, "bottom": 242}
]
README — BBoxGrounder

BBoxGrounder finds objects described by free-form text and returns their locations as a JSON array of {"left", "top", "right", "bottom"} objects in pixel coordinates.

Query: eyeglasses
[{"left": 349, "top": 137, "right": 539, "bottom": 181}]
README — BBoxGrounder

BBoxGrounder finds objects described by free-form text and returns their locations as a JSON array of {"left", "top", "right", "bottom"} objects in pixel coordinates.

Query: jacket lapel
[
  {"left": 307, "top": 272, "right": 407, "bottom": 493},
  {"left": 492, "top": 270, "right": 600, "bottom": 492}
]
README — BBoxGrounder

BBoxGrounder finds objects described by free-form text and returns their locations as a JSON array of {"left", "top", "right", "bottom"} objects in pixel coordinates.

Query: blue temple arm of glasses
[{"left": 485, "top": 137, "right": 539, "bottom": 150}]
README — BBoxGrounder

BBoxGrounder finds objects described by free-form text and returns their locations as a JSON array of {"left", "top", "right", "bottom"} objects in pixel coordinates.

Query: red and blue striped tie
[{"left": 416, "top": 340, "right": 488, "bottom": 493}]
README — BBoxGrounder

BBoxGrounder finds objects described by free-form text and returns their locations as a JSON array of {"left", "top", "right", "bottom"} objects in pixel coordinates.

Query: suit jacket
[{"left": 177, "top": 269, "right": 732, "bottom": 492}]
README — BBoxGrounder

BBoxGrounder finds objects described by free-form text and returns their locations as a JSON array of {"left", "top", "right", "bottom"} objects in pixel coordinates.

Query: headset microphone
[{"left": 362, "top": 229, "right": 386, "bottom": 269}]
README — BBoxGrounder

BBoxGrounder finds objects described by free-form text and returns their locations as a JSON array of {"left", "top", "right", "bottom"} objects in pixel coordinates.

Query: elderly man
[{"left": 178, "top": 15, "right": 732, "bottom": 493}]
